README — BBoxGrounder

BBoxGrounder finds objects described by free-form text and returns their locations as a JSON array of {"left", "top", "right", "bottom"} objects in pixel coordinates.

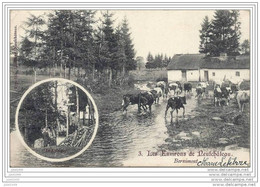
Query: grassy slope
[{"left": 160, "top": 98, "right": 250, "bottom": 150}]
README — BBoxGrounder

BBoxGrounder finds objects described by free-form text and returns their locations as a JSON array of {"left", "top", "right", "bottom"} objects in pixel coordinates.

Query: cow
[
  {"left": 195, "top": 85, "right": 204, "bottom": 98},
  {"left": 165, "top": 96, "right": 186, "bottom": 122},
  {"left": 213, "top": 85, "right": 231, "bottom": 106},
  {"left": 140, "top": 91, "right": 155, "bottom": 113},
  {"left": 168, "top": 82, "right": 182, "bottom": 96},
  {"left": 196, "top": 82, "right": 209, "bottom": 98},
  {"left": 231, "top": 83, "right": 239, "bottom": 93},
  {"left": 184, "top": 82, "right": 192, "bottom": 93},
  {"left": 236, "top": 90, "right": 250, "bottom": 112},
  {"left": 122, "top": 93, "right": 147, "bottom": 112},
  {"left": 151, "top": 87, "right": 163, "bottom": 104},
  {"left": 156, "top": 81, "right": 167, "bottom": 98}
]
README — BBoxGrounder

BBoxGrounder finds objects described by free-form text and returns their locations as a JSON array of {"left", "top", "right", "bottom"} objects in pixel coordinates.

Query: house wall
[
  {"left": 200, "top": 69, "right": 250, "bottom": 83},
  {"left": 186, "top": 70, "right": 200, "bottom": 81},
  {"left": 168, "top": 69, "right": 250, "bottom": 83},
  {"left": 167, "top": 70, "right": 182, "bottom": 82}
]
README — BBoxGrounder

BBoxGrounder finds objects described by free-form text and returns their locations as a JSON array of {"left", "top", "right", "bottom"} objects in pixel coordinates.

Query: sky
[{"left": 10, "top": 10, "right": 250, "bottom": 59}]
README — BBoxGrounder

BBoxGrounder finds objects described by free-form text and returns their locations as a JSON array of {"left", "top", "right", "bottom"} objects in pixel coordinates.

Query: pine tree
[
  {"left": 199, "top": 16, "right": 212, "bottom": 55},
  {"left": 96, "top": 11, "right": 118, "bottom": 87},
  {"left": 211, "top": 10, "right": 241, "bottom": 56},
  {"left": 147, "top": 52, "right": 154, "bottom": 63},
  {"left": 21, "top": 14, "right": 46, "bottom": 82},
  {"left": 121, "top": 17, "right": 136, "bottom": 72},
  {"left": 199, "top": 10, "right": 241, "bottom": 56},
  {"left": 145, "top": 52, "right": 154, "bottom": 69},
  {"left": 46, "top": 10, "right": 70, "bottom": 77},
  {"left": 77, "top": 10, "right": 96, "bottom": 79},
  {"left": 114, "top": 25, "right": 127, "bottom": 78},
  {"left": 24, "top": 14, "right": 45, "bottom": 59}
]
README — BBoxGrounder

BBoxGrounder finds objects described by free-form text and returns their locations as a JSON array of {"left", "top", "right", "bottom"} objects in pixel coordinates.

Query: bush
[
  {"left": 25, "top": 69, "right": 34, "bottom": 75},
  {"left": 127, "top": 75, "right": 135, "bottom": 87}
]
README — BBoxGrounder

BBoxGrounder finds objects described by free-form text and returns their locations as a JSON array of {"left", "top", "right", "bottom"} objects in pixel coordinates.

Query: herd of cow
[{"left": 121, "top": 80, "right": 250, "bottom": 121}]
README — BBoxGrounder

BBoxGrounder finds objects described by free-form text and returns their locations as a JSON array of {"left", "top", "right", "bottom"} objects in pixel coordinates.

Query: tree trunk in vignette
[
  {"left": 76, "top": 86, "right": 81, "bottom": 128},
  {"left": 54, "top": 81, "right": 60, "bottom": 144},
  {"left": 88, "top": 105, "right": 91, "bottom": 126},
  {"left": 83, "top": 110, "right": 85, "bottom": 126},
  {"left": 66, "top": 107, "right": 69, "bottom": 137},
  {"left": 108, "top": 67, "right": 112, "bottom": 88}
]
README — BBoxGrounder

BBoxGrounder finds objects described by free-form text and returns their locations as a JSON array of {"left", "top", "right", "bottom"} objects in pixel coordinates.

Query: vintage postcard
[{"left": 9, "top": 8, "right": 251, "bottom": 168}]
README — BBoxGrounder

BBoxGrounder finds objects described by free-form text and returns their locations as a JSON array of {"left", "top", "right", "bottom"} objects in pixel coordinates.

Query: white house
[{"left": 167, "top": 54, "right": 250, "bottom": 84}]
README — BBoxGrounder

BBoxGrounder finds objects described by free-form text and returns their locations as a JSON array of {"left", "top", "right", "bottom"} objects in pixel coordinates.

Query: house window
[
  {"left": 212, "top": 72, "right": 215, "bottom": 76},
  {"left": 236, "top": 71, "right": 240, "bottom": 76}
]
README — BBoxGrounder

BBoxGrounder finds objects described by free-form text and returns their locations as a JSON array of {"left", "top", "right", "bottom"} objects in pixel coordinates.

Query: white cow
[{"left": 236, "top": 90, "right": 250, "bottom": 112}]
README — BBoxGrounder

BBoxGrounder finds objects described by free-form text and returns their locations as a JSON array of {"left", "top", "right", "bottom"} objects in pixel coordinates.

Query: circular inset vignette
[{"left": 15, "top": 78, "right": 99, "bottom": 162}]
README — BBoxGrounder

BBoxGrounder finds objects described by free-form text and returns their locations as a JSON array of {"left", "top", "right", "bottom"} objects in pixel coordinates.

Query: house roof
[{"left": 167, "top": 54, "right": 250, "bottom": 70}]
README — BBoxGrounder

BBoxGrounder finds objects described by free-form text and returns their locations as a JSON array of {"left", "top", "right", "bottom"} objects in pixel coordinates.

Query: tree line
[
  {"left": 145, "top": 52, "right": 172, "bottom": 69},
  {"left": 199, "top": 10, "right": 249, "bottom": 57},
  {"left": 18, "top": 10, "right": 137, "bottom": 87}
]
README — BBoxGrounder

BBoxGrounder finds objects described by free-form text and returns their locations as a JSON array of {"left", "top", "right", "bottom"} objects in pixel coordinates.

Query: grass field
[{"left": 129, "top": 68, "right": 167, "bottom": 81}]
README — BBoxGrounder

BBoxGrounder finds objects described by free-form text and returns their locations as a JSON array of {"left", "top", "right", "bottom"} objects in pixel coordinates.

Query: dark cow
[
  {"left": 213, "top": 86, "right": 231, "bottom": 106},
  {"left": 195, "top": 87, "right": 204, "bottom": 98},
  {"left": 140, "top": 91, "right": 155, "bottom": 113},
  {"left": 184, "top": 83, "right": 192, "bottom": 93},
  {"left": 165, "top": 96, "right": 186, "bottom": 122},
  {"left": 122, "top": 93, "right": 147, "bottom": 112},
  {"left": 176, "top": 81, "right": 183, "bottom": 94},
  {"left": 231, "top": 83, "right": 239, "bottom": 93},
  {"left": 168, "top": 82, "right": 182, "bottom": 96},
  {"left": 151, "top": 88, "right": 162, "bottom": 104},
  {"left": 195, "top": 82, "right": 208, "bottom": 98}
]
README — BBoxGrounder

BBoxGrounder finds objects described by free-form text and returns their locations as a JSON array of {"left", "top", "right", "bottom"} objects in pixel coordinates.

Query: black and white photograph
[
  {"left": 9, "top": 9, "right": 250, "bottom": 167},
  {"left": 13, "top": 79, "right": 97, "bottom": 163}
]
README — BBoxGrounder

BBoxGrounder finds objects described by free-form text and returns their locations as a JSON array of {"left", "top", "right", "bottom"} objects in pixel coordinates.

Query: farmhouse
[{"left": 167, "top": 54, "right": 250, "bottom": 83}]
